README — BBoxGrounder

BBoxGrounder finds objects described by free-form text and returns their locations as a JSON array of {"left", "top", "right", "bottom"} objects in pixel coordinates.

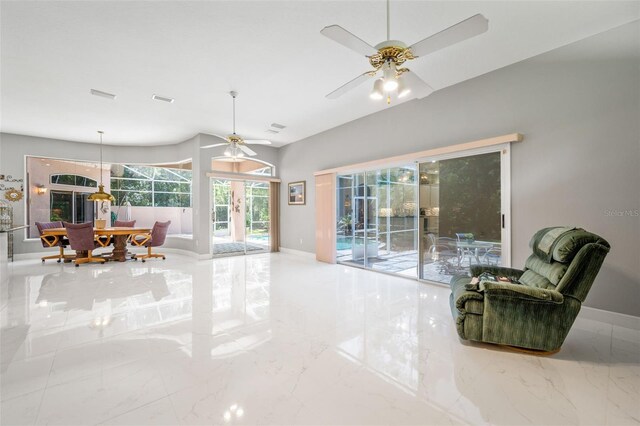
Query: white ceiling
[{"left": 1, "top": 1, "right": 638, "bottom": 146}]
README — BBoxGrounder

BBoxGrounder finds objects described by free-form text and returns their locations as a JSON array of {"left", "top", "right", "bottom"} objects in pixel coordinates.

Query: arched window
[{"left": 50, "top": 174, "right": 98, "bottom": 188}]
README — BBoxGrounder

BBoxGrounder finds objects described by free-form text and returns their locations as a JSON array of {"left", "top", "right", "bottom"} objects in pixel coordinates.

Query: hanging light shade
[
  {"left": 87, "top": 131, "right": 115, "bottom": 203},
  {"left": 382, "top": 61, "right": 398, "bottom": 92},
  {"left": 397, "top": 74, "right": 411, "bottom": 98},
  {"left": 370, "top": 78, "right": 384, "bottom": 100}
]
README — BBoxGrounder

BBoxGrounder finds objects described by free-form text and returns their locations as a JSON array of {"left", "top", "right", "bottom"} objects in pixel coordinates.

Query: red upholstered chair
[
  {"left": 131, "top": 221, "right": 170, "bottom": 262},
  {"left": 107, "top": 220, "right": 136, "bottom": 245},
  {"left": 64, "top": 222, "right": 106, "bottom": 267},
  {"left": 114, "top": 220, "right": 136, "bottom": 227},
  {"left": 36, "top": 221, "right": 74, "bottom": 263}
]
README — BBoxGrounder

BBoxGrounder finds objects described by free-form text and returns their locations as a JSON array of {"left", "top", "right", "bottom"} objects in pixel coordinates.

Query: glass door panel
[
  {"left": 211, "top": 178, "right": 271, "bottom": 257},
  {"left": 245, "top": 180, "right": 270, "bottom": 254},
  {"left": 336, "top": 166, "right": 418, "bottom": 277},
  {"left": 212, "top": 179, "right": 245, "bottom": 256},
  {"left": 50, "top": 191, "right": 73, "bottom": 222},
  {"left": 418, "top": 152, "right": 502, "bottom": 283},
  {"left": 75, "top": 192, "right": 94, "bottom": 223}
]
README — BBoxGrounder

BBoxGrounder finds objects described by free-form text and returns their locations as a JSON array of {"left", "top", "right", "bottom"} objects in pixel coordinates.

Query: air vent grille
[
  {"left": 152, "top": 94, "right": 175, "bottom": 103},
  {"left": 90, "top": 89, "right": 116, "bottom": 100}
]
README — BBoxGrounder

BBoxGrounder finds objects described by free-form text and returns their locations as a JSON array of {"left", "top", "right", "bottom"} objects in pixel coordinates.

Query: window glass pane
[
  {"left": 154, "top": 193, "right": 182, "bottom": 207},
  {"left": 214, "top": 185, "right": 230, "bottom": 204},
  {"left": 180, "top": 194, "right": 191, "bottom": 206},
  {"left": 122, "top": 165, "right": 153, "bottom": 179},
  {"left": 154, "top": 181, "right": 182, "bottom": 192},
  {"left": 215, "top": 206, "right": 228, "bottom": 222},
  {"left": 113, "top": 179, "right": 152, "bottom": 191},
  {"left": 153, "top": 168, "right": 180, "bottom": 181},
  {"left": 124, "top": 191, "right": 152, "bottom": 206},
  {"left": 251, "top": 187, "right": 268, "bottom": 197},
  {"left": 50, "top": 191, "right": 73, "bottom": 222},
  {"left": 251, "top": 197, "right": 268, "bottom": 222},
  {"left": 53, "top": 175, "right": 76, "bottom": 185},
  {"left": 50, "top": 174, "right": 98, "bottom": 187}
]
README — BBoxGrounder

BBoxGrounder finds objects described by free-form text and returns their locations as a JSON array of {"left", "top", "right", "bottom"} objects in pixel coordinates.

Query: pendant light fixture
[{"left": 87, "top": 130, "right": 115, "bottom": 203}]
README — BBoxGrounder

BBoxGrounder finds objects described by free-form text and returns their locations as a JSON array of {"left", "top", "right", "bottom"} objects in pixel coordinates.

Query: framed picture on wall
[{"left": 288, "top": 181, "right": 306, "bottom": 205}]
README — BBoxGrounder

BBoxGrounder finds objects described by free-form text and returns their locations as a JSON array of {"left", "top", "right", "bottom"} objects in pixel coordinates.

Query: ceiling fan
[
  {"left": 200, "top": 91, "right": 271, "bottom": 160},
  {"left": 321, "top": 0, "right": 488, "bottom": 103}
]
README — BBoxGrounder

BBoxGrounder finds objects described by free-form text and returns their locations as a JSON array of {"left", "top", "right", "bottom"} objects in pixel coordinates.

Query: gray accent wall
[{"left": 277, "top": 21, "right": 640, "bottom": 316}]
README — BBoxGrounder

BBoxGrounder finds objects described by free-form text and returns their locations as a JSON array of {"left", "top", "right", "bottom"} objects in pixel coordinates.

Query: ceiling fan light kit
[
  {"left": 321, "top": 0, "right": 488, "bottom": 104},
  {"left": 199, "top": 91, "right": 272, "bottom": 161}
]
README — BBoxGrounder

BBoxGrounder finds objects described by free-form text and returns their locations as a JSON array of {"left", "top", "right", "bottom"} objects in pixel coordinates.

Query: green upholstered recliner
[{"left": 449, "top": 227, "right": 610, "bottom": 352}]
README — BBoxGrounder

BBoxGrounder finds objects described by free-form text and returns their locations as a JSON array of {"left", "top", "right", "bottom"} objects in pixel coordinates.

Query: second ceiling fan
[
  {"left": 321, "top": 0, "right": 488, "bottom": 103},
  {"left": 201, "top": 91, "right": 271, "bottom": 160}
]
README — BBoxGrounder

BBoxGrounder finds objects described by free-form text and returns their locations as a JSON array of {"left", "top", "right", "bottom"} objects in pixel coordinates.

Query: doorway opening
[{"left": 211, "top": 178, "right": 271, "bottom": 256}]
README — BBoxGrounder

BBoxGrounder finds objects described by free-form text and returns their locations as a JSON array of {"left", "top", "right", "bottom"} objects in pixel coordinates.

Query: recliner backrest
[{"left": 522, "top": 227, "right": 610, "bottom": 300}]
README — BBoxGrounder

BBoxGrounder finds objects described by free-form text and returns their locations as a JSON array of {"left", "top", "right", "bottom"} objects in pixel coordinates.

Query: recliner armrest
[
  {"left": 470, "top": 265, "right": 525, "bottom": 279},
  {"left": 481, "top": 281, "right": 564, "bottom": 304}
]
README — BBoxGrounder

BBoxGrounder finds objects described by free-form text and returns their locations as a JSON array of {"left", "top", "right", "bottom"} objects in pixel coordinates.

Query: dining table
[
  {"left": 456, "top": 240, "right": 495, "bottom": 267},
  {"left": 41, "top": 227, "right": 151, "bottom": 262}
]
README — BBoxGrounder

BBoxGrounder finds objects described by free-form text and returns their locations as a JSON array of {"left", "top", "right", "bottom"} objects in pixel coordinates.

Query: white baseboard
[
  {"left": 278, "top": 247, "right": 316, "bottom": 259},
  {"left": 13, "top": 248, "right": 210, "bottom": 261},
  {"left": 579, "top": 306, "right": 640, "bottom": 330}
]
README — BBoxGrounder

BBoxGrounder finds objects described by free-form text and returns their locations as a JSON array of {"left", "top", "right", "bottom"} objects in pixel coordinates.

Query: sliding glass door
[
  {"left": 336, "top": 146, "right": 509, "bottom": 284},
  {"left": 336, "top": 166, "right": 419, "bottom": 277},
  {"left": 418, "top": 150, "right": 506, "bottom": 283},
  {"left": 211, "top": 178, "right": 270, "bottom": 256},
  {"left": 50, "top": 190, "right": 94, "bottom": 223}
]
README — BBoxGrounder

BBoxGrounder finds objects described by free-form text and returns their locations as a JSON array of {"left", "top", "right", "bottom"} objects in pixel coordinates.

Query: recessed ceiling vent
[
  {"left": 152, "top": 94, "right": 175, "bottom": 103},
  {"left": 270, "top": 123, "right": 286, "bottom": 129},
  {"left": 266, "top": 129, "right": 279, "bottom": 134},
  {"left": 90, "top": 89, "right": 116, "bottom": 100}
]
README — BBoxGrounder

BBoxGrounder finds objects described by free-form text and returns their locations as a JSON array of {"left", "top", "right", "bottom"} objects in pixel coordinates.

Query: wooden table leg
[{"left": 111, "top": 235, "right": 129, "bottom": 262}]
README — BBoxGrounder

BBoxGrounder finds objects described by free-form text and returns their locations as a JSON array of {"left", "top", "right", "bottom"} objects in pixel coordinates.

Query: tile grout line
[{"left": 32, "top": 346, "right": 58, "bottom": 425}]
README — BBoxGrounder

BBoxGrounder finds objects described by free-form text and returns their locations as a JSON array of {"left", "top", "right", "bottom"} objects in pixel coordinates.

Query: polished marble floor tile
[{"left": 0, "top": 253, "right": 638, "bottom": 425}]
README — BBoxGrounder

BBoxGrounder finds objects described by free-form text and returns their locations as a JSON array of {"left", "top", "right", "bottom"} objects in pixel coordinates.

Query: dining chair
[
  {"left": 455, "top": 232, "right": 476, "bottom": 266},
  {"left": 131, "top": 220, "right": 171, "bottom": 262},
  {"left": 114, "top": 220, "right": 136, "bottom": 227},
  {"left": 63, "top": 222, "right": 106, "bottom": 267},
  {"left": 36, "top": 221, "right": 74, "bottom": 263},
  {"left": 110, "top": 220, "right": 137, "bottom": 244}
]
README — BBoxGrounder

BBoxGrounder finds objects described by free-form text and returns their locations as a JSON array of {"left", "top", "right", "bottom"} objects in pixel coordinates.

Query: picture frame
[{"left": 288, "top": 181, "right": 306, "bottom": 205}]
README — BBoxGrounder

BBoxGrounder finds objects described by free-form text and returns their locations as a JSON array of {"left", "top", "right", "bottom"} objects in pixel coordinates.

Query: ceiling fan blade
[
  {"left": 245, "top": 140, "right": 272, "bottom": 145},
  {"left": 238, "top": 145, "right": 257, "bottom": 156},
  {"left": 409, "top": 14, "right": 488, "bottom": 57},
  {"left": 327, "top": 71, "right": 377, "bottom": 99},
  {"left": 320, "top": 25, "right": 378, "bottom": 57},
  {"left": 200, "top": 143, "right": 228, "bottom": 149},
  {"left": 402, "top": 70, "right": 435, "bottom": 99}
]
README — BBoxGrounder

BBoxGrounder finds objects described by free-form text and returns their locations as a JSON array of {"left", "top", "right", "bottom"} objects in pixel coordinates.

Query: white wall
[{"left": 277, "top": 22, "right": 640, "bottom": 317}]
